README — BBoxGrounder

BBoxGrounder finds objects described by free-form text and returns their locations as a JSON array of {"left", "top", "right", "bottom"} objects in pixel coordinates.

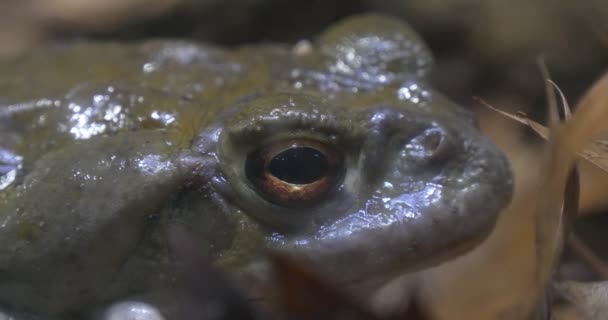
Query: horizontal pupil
[{"left": 269, "top": 147, "right": 329, "bottom": 184}]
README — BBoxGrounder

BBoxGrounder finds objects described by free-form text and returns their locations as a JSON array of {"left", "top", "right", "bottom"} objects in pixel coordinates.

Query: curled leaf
[
  {"left": 474, "top": 97, "right": 549, "bottom": 139},
  {"left": 531, "top": 71, "right": 608, "bottom": 317}
]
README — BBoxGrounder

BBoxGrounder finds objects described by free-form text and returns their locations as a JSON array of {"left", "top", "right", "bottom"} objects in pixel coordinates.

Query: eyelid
[{"left": 226, "top": 107, "right": 355, "bottom": 145}]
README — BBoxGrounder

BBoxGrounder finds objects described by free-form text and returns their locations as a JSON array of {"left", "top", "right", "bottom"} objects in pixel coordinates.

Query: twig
[{"left": 568, "top": 233, "right": 608, "bottom": 280}]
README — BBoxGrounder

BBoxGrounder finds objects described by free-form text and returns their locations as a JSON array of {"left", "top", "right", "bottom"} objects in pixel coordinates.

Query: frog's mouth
[
  {"left": 230, "top": 139, "right": 512, "bottom": 306},
  {"left": 233, "top": 221, "right": 491, "bottom": 312}
]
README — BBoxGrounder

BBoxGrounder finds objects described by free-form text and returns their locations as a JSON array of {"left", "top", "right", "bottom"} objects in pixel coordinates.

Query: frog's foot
[
  {"left": 0, "top": 148, "right": 21, "bottom": 191},
  {"left": 101, "top": 301, "right": 165, "bottom": 320},
  {"left": 0, "top": 303, "right": 165, "bottom": 320}
]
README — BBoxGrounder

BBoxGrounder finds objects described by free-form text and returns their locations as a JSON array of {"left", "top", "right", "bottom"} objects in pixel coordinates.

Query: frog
[{"left": 0, "top": 14, "right": 513, "bottom": 319}]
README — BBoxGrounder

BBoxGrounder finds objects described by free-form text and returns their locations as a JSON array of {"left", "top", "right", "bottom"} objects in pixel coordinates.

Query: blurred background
[
  {"left": 2, "top": 0, "right": 608, "bottom": 113},
  {"left": 2, "top": 1, "right": 608, "bottom": 319}
]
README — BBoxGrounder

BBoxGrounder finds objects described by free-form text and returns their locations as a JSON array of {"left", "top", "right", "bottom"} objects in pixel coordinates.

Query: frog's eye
[{"left": 245, "top": 139, "right": 342, "bottom": 206}]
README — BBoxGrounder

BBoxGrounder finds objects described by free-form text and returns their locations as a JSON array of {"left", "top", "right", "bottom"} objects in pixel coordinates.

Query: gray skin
[{"left": 0, "top": 14, "right": 512, "bottom": 318}]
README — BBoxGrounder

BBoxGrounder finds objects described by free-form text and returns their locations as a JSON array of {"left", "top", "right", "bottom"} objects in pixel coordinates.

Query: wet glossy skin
[{"left": 0, "top": 14, "right": 512, "bottom": 317}]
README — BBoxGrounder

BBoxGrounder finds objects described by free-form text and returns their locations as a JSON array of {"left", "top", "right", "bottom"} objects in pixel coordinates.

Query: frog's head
[
  {"left": 186, "top": 14, "right": 513, "bottom": 291},
  {"left": 0, "top": 13, "right": 512, "bottom": 318}
]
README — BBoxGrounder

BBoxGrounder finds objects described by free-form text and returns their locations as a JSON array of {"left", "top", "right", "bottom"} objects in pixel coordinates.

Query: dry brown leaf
[
  {"left": 567, "top": 71, "right": 608, "bottom": 144},
  {"left": 530, "top": 71, "right": 608, "bottom": 318},
  {"left": 538, "top": 58, "right": 561, "bottom": 125},
  {"left": 474, "top": 98, "right": 549, "bottom": 139},
  {"left": 535, "top": 70, "right": 608, "bottom": 286},
  {"left": 549, "top": 80, "right": 572, "bottom": 120},
  {"left": 531, "top": 90, "right": 570, "bottom": 317},
  {"left": 578, "top": 135, "right": 608, "bottom": 174},
  {"left": 511, "top": 71, "right": 607, "bottom": 318},
  {"left": 479, "top": 71, "right": 608, "bottom": 318},
  {"left": 478, "top": 72, "right": 608, "bottom": 174}
]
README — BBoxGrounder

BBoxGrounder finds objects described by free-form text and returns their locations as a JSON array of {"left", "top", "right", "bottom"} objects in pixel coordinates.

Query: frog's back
[
  {"left": 0, "top": 15, "right": 472, "bottom": 171},
  {"left": 0, "top": 41, "right": 248, "bottom": 100},
  {"left": 0, "top": 41, "right": 284, "bottom": 171}
]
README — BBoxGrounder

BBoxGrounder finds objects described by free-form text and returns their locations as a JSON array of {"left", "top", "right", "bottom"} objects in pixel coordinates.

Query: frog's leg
[{"left": 0, "top": 130, "right": 194, "bottom": 316}]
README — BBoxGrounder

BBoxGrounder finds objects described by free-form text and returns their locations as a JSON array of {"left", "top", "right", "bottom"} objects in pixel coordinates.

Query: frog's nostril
[
  {"left": 421, "top": 129, "right": 443, "bottom": 153},
  {"left": 0, "top": 148, "right": 22, "bottom": 191},
  {"left": 401, "top": 127, "right": 451, "bottom": 164}
]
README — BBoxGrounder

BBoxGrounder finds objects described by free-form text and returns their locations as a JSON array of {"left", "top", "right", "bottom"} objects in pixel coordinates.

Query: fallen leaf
[
  {"left": 474, "top": 97, "right": 549, "bottom": 139},
  {"left": 530, "top": 71, "right": 608, "bottom": 318},
  {"left": 578, "top": 136, "right": 608, "bottom": 174},
  {"left": 534, "top": 69, "right": 608, "bottom": 290},
  {"left": 477, "top": 71, "right": 608, "bottom": 174}
]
